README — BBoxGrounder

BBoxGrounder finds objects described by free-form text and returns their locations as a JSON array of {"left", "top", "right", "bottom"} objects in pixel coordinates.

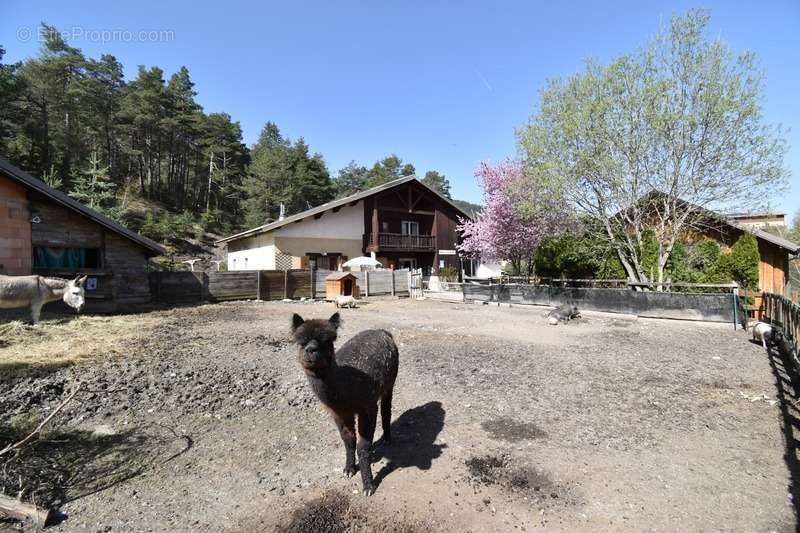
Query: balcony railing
[{"left": 367, "top": 232, "right": 435, "bottom": 251}]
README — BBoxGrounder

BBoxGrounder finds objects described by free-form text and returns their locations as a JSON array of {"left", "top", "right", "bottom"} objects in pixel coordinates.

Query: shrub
[
  {"left": 439, "top": 266, "right": 459, "bottom": 281},
  {"left": 729, "top": 233, "right": 760, "bottom": 289}
]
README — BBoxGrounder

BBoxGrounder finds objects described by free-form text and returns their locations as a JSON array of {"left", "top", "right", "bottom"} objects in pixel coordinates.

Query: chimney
[{"left": 278, "top": 204, "right": 286, "bottom": 221}]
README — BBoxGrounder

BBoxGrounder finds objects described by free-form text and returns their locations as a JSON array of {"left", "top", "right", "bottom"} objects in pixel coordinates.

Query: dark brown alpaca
[{"left": 291, "top": 312, "right": 399, "bottom": 496}]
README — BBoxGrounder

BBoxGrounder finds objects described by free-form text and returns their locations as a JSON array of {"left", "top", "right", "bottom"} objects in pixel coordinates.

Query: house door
[
  {"left": 399, "top": 258, "right": 417, "bottom": 270},
  {"left": 327, "top": 255, "right": 338, "bottom": 270}
]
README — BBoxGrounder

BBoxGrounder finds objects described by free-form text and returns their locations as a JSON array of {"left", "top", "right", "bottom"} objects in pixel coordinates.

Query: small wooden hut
[{"left": 325, "top": 272, "right": 360, "bottom": 301}]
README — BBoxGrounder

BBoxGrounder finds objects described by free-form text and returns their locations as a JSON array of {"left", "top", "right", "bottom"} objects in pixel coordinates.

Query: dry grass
[{"left": 0, "top": 314, "right": 160, "bottom": 373}]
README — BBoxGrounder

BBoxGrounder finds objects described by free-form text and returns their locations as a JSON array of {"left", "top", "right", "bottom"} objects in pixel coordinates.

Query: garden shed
[
  {"left": 0, "top": 158, "right": 164, "bottom": 312},
  {"left": 325, "top": 272, "right": 360, "bottom": 301}
]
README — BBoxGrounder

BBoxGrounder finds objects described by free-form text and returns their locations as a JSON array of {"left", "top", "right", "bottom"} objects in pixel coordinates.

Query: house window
[
  {"left": 401, "top": 221, "right": 419, "bottom": 235},
  {"left": 244, "top": 257, "right": 249, "bottom": 269},
  {"left": 33, "top": 247, "right": 101, "bottom": 269}
]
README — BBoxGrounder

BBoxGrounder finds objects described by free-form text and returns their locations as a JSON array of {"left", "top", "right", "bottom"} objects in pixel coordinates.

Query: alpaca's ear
[
  {"left": 291, "top": 314, "right": 305, "bottom": 333},
  {"left": 329, "top": 312, "right": 341, "bottom": 330}
]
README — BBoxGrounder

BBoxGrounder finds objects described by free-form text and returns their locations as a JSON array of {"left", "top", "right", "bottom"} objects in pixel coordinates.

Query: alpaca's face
[{"left": 291, "top": 313, "right": 341, "bottom": 372}]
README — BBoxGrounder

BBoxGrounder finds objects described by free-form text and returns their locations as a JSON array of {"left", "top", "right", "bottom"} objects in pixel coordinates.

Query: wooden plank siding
[
  {"left": 28, "top": 196, "right": 154, "bottom": 309},
  {"left": 758, "top": 239, "right": 789, "bottom": 295}
]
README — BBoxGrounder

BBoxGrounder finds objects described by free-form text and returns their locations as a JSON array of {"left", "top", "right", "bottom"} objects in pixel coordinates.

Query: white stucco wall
[
  {"left": 476, "top": 261, "right": 503, "bottom": 278},
  {"left": 225, "top": 202, "right": 365, "bottom": 270},
  {"left": 274, "top": 201, "right": 363, "bottom": 239},
  {"left": 227, "top": 234, "right": 276, "bottom": 270}
]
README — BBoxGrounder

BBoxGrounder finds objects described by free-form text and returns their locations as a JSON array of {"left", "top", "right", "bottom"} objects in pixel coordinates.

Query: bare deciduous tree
[{"left": 517, "top": 9, "right": 789, "bottom": 285}]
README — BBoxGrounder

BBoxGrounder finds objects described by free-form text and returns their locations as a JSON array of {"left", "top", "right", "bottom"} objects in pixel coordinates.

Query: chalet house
[
  {"left": 217, "top": 176, "right": 471, "bottom": 277},
  {"left": 0, "top": 158, "right": 164, "bottom": 311}
]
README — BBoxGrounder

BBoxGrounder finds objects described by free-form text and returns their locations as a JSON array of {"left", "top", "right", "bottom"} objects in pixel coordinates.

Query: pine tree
[
  {"left": 422, "top": 170, "right": 451, "bottom": 198},
  {"left": 333, "top": 161, "right": 369, "bottom": 197},
  {"left": 69, "top": 152, "right": 119, "bottom": 219}
]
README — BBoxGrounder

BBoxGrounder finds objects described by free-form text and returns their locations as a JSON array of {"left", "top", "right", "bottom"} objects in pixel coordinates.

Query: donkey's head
[
  {"left": 291, "top": 313, "right": 341, "bottom": 373},
  {"left": 63, "top": 275, "right": 87, "bottom": 312}
]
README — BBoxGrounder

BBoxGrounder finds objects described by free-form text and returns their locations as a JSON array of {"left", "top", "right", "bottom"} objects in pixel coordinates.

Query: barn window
[{"left": 33, "top": 247, "right": 101, "bottom": 269}]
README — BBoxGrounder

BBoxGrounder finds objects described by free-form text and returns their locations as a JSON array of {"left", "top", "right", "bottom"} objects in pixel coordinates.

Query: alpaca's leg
[
  {"left": 334, "top": 413, "right": 357, "bottom": 477},
  {"left": 379, "top": 389, "right": 393, "bottom": 444},
  {"left": 357, "top": 405, "right": 378, "bottom": 496}
]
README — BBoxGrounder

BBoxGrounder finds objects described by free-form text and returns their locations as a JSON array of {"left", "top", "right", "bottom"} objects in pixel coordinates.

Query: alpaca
[
  {"left": 291, "top": 312, "right": 399, "bottom": 496},
  {"left": 0, "top": 275, "right": 87, "bottom": 324}
]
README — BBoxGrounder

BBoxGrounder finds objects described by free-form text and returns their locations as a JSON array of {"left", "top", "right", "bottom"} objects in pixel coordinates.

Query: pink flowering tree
[{"left": 457, "top": 160, "right": 567, "bottom": 276}]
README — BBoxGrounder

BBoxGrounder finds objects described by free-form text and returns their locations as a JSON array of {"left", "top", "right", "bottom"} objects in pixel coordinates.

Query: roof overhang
[
  {"left": 0, "top": 158, "right": 165, "bottom": 256},
  {"left": 216, "top": 175, "right": 472, "bottom": 244}
]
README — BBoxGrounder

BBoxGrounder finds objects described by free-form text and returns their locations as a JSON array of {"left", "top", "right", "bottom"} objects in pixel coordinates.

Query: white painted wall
[
  {"left": 476, "top": 261, "right": 503, "bottom": 278},
  {"left": 227, "top": 233, "right": 276, "bottom": 270},
  {"left": 274, "top": 201, "right": 364, "bottom": 239}
]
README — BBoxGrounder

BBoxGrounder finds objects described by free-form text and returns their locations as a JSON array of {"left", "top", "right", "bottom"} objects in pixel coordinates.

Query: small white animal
[
  {"left": 752, "top": 321, "right": 784, "bottom": 350},
  {"left": 334, "top": 295, "right": 357, "bottom": 309}
]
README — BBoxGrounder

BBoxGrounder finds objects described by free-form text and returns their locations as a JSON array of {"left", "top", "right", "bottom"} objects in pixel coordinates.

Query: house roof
[
  {"left": 0, "top": 158, "right": 165, "bottom": 256},
  {"left": 620, "top": 191, "right": 799, "bottom": 255},
  {"left": 216, "top": 175, "right": 472, "bottom": 244}
]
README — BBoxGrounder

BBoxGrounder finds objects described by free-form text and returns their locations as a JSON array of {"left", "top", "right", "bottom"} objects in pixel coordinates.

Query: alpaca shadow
[{"left": 372, "top": 401, "right": 446, "bottom": 487}]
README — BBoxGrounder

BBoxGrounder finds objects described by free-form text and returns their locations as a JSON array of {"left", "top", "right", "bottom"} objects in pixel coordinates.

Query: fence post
[
  {"left": 284, "top": 269, "right": 289, "bottom": 300},
  {"left": 310, "top": 268, "right": 315, "bottom": 299},
  {"left": 732, "top": 284, "right": 739, "bottom": 330},
  {"left": 364, "top": 271, "right": 370, "bottom": 297},
  {"left": 391, "top": 270, "right": 396, "bottom": 296},
  {"left": 256, "top": 270, "right": 262, "bottom": 301}
]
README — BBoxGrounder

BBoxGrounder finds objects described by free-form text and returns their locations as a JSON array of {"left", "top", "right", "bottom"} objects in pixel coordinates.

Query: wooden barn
[{"left": 0, "top": 158, "right": 164, "bottom": 312}]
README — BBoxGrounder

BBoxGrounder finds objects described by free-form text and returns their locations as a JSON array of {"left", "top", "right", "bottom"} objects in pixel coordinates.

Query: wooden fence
[
  {"left": 762, "top": 292, "right": 800, "bottom": 362},
  {"left": 150, "top": 268, "right": 410, "bottom": 304}
]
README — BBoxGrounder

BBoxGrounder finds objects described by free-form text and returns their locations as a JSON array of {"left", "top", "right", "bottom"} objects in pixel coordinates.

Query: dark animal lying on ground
[
  {"left": 547, "top": 303, "right": 581, "bottom": 325},
  {"left": 290, "top": 312, "right": 399, "bottom": 496},
  {"left": 752, "top": 321, "right": 785, "bottom": 350}
]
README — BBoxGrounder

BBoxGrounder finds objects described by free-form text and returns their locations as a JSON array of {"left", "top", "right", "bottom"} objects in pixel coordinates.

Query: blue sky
[{"left": 2, "top": 0, "right": 798, "bottom": 220}]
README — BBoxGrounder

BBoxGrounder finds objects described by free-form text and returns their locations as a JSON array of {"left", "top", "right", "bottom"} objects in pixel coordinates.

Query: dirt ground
[{"left": 0, "top": 298, "right": 797, "bottom": 532}]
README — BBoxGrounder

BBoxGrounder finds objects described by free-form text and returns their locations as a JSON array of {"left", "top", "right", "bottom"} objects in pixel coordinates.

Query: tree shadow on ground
[
  {"left": 371, "top": 401, "right": 446, "bottom": 488},
  {"left": 766, "top": 344, "right": 800, "bottom": 532},
  {"left": 0, "top": 423, "right": 192, "bottom": 526}
]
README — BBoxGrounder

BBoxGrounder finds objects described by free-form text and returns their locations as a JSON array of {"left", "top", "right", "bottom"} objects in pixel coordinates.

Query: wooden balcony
[{"left": 366, "top": 232, "right": 435, "bottom": 252}]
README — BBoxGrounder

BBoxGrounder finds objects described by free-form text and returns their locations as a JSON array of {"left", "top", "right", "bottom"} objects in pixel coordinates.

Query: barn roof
[
  {"left": 216, "top": 175, "right": 472, "bottom": 244},
  {"left": 0, "top": 158, "right": 165, "bottom": 255},
  {"left": 618, "top": 191, "right": 800, "bottom": 255}
]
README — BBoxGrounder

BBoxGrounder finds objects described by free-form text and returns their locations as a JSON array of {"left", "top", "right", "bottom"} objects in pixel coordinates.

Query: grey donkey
[{"left": 0, "top": 274, "right": 87, "bottom": 324}]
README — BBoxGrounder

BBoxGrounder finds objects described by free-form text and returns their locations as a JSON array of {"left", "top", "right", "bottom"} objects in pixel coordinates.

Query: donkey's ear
[
  {"left": 291, "top": 313, "right": 305, "bottom": 333},
  {"left": 75, "top": 275, "right": 87, "bottom": 286},
  {"left": 329, "top": 312, "right": 341, "bottom": 330}
]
